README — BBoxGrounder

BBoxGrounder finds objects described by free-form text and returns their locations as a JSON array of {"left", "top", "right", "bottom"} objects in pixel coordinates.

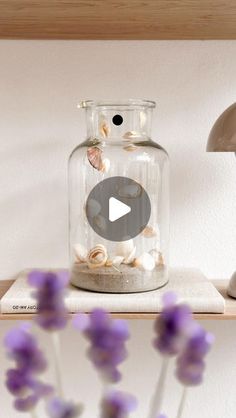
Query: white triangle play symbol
[{"left": 109, "top": 197, "right": 131, "bottom": 222}]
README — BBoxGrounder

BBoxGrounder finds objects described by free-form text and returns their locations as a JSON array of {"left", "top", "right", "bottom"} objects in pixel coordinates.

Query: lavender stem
[
  {"left": 148, "top": 357, "right": 169, "bottom": 418},
  {"left": 52, "top": 331, "right": 63, "bottom": 397},
  {"left": 176, "top": 387, "right": 187, "bottom": 418},
  {"left": 31, "top": 409, "right": 38, "bottom": 418}
]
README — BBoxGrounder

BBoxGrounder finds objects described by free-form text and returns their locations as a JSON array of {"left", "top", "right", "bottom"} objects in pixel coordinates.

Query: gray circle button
[{"left": 85, "top": 176, "right": 151, "bottom": 242}]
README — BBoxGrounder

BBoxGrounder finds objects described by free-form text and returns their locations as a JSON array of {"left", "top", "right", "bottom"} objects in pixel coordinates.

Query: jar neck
[{"left": 81, "top": 100, "right": 155, "bottom": 141}]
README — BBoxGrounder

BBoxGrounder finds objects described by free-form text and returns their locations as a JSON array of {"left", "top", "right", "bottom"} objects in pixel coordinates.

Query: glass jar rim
[{"left": 78, "top": 99, "right": 156, "bottom": 109}]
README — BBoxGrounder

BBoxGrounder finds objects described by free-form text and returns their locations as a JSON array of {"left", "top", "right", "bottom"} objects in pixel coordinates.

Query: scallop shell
[
  {"left": 116, "top": 239, "right": 134, "bottom": 258},
  {"left": 74, "top": 244, "right": 88, "bottom": 263},
  {"left": 123, "top": 246, "right": 136, "bottom": 264},
  {"left": 141, "top": 225, "right": 156, "bottom": 238},
  {"left": 87, "top": 147, "right": 103, "bottom": 171},
  {"left": 111, "top": 255, "right": 124, "bottom": 267},
  {"left": 123, "top": 144, "right": 138, "bottom": 152},
  {"left": 133, "top": 252, "right": 155, "bottom": 271},
  {"left": 87, "top": 244, "right": 108, "bottom": 269}
]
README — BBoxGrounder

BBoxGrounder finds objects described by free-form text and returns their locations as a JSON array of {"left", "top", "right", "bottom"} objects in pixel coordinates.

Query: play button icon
[
  {"left": 85, "top": 176, "right": 151, "bottom": 242},
  {"left": 109, "top": 197, "right": 131, "bottom": 222}
]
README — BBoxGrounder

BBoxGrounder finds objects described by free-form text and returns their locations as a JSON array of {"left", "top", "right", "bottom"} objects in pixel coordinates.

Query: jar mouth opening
[{"left": 78, "top": 99, "right": 156, "bottom": 110}]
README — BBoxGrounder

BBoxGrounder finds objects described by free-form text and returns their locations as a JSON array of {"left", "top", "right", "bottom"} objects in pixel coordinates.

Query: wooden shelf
[
  {"left": 0, "top": 1, "right": 236, "bottom": 40},
  {"left": 0, "top": 279, "right": 235, "bottom": 320}
]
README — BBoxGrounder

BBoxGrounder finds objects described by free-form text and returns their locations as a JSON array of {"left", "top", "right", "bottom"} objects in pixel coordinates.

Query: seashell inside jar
[
  {"left": 69, "top": 100, "right": 169, "bottom": 293},
  {"left": 86, "top": 244, "right": 108, "bottom": 269},
  {"left": 70, "top": 239, "right": 168, "bottom": 293}
]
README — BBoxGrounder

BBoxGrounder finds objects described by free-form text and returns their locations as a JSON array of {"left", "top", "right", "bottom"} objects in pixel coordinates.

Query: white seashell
[
  {"left": 123, "top": 144, "right": 138, "bottom": 152},
  {"left": 87, "top": 244, "right": 108, "bottom": 269},
  {"left": 134, "top": 252, "right": 155, "bottom": 271},
  {"left": 101, "top": 158, "right": 110, "bottom": 173},
  {"left": 116, "top": 239, "right": 134, "bottom": 258},
  {"left": 94, "top": 214, "right": 107, "bottom": 231},
  {"left": 86, "top": 198, "right": 101, "bottom": 218},
  {"left": 99, "top": 115, "right": 110, "bottom": 138},
  {"left": 141, "top": 225, "right": 156, "bottom": 238},
  {"left": 118, "top": 184, "right": 142, "bottom": 198},
  {"left": 149, "top": 249, "right": 164, "bottom": 266},
  {"left": 123, "top": 246, "right": 136, "bottom": 264},
  {"left": 123, "top": 131, "right": 140, "bottom": 140},
  {"left": 105, "top": 259, "right": 113, "bottom": 267},
  {"left": 74, "top": 244, "right": 88, "bottom": 263},
  {"left": 111, "top": 255, "right": 124, "bottom": 267}
]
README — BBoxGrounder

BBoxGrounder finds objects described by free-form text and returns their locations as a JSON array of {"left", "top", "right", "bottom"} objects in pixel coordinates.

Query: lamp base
[{"left": 227, "top": 271, "right": 236, "bottom": 298}]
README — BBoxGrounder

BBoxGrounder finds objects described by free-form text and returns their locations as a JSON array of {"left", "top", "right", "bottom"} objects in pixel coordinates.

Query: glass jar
[{"left": 68, "top": 99, "right": 169, "bottom": 293}]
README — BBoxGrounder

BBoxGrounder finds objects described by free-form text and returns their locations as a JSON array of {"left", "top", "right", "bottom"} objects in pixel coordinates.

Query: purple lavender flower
[
  {"left": 47, "top": 397, "right": 83, "bottom": 418},
  {"left": 100, "top": 390, "right": 137, "bottom": 418},
  {"left": 176, "top": 324, "right": 214, "bottom": 386},
  {"left": 4, "top": 324, "right": 53, "bottom": 412},
  {"left": 28, "top": 270, "right": 69, "bottom": 331},
  {"left": 73, "top": 309, "right": 129, "bottom": 383},
  {"left": 5, "top": 323, "right": 47, "bottom": 373},
  {"left": 153, "top": 292, "right": 194, "bottom": 356},
  {"left": 156, "top": 415, "right": 167, "bottom": 418}
]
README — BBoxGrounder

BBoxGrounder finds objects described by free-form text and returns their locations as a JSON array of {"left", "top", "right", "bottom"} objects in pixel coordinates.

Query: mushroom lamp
[{"left": 207, "top": 102, "right": 236, "bottom": 297}]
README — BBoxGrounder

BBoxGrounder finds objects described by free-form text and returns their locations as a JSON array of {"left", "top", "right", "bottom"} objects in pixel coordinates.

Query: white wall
[{"left": 0, "top": 41, "right": 236, "bottom": 417}]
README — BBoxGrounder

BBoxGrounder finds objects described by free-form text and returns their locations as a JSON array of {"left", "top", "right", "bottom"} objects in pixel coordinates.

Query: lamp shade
[{"left": 207, "top": 103, "right": 236, "bottom": 151}]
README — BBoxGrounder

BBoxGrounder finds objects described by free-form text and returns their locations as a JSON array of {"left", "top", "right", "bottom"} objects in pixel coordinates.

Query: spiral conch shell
[{"left": 87, "top": 244, "right": 108, "bottom": 269}]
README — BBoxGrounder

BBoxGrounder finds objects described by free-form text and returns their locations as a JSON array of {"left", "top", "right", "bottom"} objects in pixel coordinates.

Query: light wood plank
[
  {"left": 0, "top": 278, "right": 235, "bottom": 320},
  {"left": 0, "top": 1, "right": 236, "bottom": 40}
]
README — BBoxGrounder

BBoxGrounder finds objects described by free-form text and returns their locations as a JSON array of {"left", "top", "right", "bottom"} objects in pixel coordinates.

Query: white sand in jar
[{"left": 70, "top": 263, "right": 168, "bottom": 293}]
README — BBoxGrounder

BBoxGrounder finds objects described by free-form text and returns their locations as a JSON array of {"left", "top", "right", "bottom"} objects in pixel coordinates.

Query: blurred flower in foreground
[
  {"left": 156, "top": 415, "right": 167, "bottom": 418},
  {"left": 47, "top": 397, "right": 83, "bottom": 418},
  {"left": 28, "top": 270, "right": 69, "bottom": 331},
  {"left": 4, "top": 324, "right": 52, "bottom": 412},
  {"left": 73, "top": 309, "right": 129, "bottom": 383},
  {"left": 100, "top": 390, "right": 137, "bottom": 418},
  {"left": 176, "top": 324, "right": 214, "bottom": 386},
  {"left": 153, "top": 292, "right": 194, "bottom": 356}
]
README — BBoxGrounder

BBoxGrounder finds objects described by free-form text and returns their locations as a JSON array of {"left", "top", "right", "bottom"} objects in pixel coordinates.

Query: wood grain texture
[
  {"left": 0, "top": 279, "right": 235, "bottom": 320},
  {"left": 0, "top": 0, "right": 236, "bottom": 40}
]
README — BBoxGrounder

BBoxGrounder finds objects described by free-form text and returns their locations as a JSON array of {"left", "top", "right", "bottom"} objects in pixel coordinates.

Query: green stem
[
  {"left": 51, "top": 331, "right": 63, "bottom": 397},
  {"left": 148, "top": 357, "right": 169, "bottom": 418},
  {"left": 176, "top": 387, "right": 188, "bottom": 418}
]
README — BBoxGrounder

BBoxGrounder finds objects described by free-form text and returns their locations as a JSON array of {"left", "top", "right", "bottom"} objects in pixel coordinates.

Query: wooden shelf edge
[
  {"left": 0, "top": 278, "right": 235, "bottom": 320},
  {"left": 0, "top": 312, "right": 235, "bottom": 321},
  {"left": 1, "top": 1, "right": 236, "bottom": 40}
]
